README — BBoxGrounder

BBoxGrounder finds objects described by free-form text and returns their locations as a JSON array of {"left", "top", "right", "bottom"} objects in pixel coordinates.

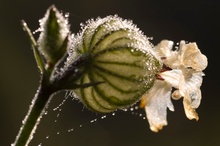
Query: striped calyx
[{"left": 67, "top": 15, "right": 162, "bottom": 113}]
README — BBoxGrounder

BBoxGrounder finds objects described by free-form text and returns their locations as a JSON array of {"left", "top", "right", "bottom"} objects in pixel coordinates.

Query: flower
[{"left": 141, "top": 40, "right": 208, "bottom": 132}]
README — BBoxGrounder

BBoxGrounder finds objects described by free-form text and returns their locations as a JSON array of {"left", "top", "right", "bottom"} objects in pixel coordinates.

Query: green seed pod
[{"left": 67, "top": 15, "right": 162, "bottom": 113}]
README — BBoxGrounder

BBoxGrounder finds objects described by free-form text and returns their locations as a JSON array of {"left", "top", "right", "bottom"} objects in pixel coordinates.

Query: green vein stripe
[
  {"left": 93, "top": 64, "right": 141, "bottom": 82},
  {"left": 82, "top": 27, "right": 92, "bottom": 52},
  {"left": 80, "top": 74, "right": 112, "bottom": 112},
  {"left": 91, "top": 29, "right": 129, "bottom": 53},
  {"left": 93, "top": 46, "right": 134, "bottom": 58},
  {"left": 93, "top": 68, "right": 139, "bottom": 93},
  {"left": 88, "top": 68, "right": 140, "bottom": 106},
  {"left": 91, "top": 87, "right": 115, "bottom": 111},
  {"left": 94, "top": 60, "right": 145, "bottom": 80},
  {"left": 88, "top": 21, "right": 109, "bottom": 50},
  {"left": 89, "top": 80, "right": 126, "bottom": 107},
  {"left": 87, "top": 69, "right": 117, "bottom": 111},
  {"left": 79, "top": 75, "right": 91, "bottom": 109},
  {"left": 88, "top": 70, "right": 123, "bottom": 109},
  {"left": 90, "top": 81, "right": 143, "bottom": 106},
  {"left": 89, "top": 19, "right": 126, "bottom": 51},
  {"left": 79, "top": 32, "right": 88, "bottom": 53},
  {"left": 95, "top": 60, "right": 143, "bottom": 68}
]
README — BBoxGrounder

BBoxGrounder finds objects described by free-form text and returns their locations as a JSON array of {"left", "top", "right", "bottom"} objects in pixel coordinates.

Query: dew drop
[
  {"left": 123, "top": 108, "right": 128, "bottom": 112},
  {"left": 64, "top": 13, "right": 69, "bottom": 18},
  {"left": 68, "top": 128, "right": 74, "bottom": 132},
  {"left": 53, "top": 93, "right": 69, "bottom": 111},
  {"left": 134, "top": 106, "right": 139, "bottom": 110},
  {"left": 80, "top": 22, "right": 84, "bottom": 27},
  {"left": 147, "top": 37, "right": 153, "bottom": 40},
  {"left": 33, "top": 28, "right": 42, "bottom": 34},
  {"left": 90, "top": 119, "right": 95, "bottom": 123}
]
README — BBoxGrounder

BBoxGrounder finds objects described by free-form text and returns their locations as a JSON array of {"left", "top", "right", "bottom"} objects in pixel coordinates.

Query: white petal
[
  {"left": 183, "top": 97, "right": 199, "bottom": 121},
  {"left": 179, "top": 41, "right": 208, "bottom": 71},
  {"left": 163, "top": 53, "right": 180, "bottom": 69},
  {"left": 155, "top": 40, "right": 179, "bottom": 68},
  {"left": 142, "top": 80, "right": 174, "bottom": 132},
  {"left": 155, "top": 40, "right": 174, "bottom": 57},
  {"left": 176, "top": 72, "right": 204, "bottom": 120},
  {"left": 159, "top": 69, "right": 183, "bottom": 88},
  {"left": 179, "top": 72, "right": 204, "bottom": 108}
]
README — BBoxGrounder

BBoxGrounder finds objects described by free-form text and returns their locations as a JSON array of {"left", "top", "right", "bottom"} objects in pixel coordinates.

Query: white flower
[{"left": 141, "top": 40, "right": 208, "bottom": 132}]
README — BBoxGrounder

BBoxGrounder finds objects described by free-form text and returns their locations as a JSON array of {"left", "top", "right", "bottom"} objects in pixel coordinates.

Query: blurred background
[{"left": 0, "top": 0, "right": 219, "bottom": 145}]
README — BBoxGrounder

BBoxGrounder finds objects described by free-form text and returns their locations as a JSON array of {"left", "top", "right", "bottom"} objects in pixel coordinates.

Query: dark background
[{"left": 0, "top": 0, "right": 219, "bottom": 146}]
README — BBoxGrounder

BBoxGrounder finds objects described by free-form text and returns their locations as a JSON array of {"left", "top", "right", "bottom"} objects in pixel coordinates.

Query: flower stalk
[{"left": 13, "top": 76, "right": 56, "bottom": 146}]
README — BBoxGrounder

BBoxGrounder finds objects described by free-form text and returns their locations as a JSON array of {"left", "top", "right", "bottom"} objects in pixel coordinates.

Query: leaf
[{"left": 21, "top": 20, "right": 46, "bottom": 74}]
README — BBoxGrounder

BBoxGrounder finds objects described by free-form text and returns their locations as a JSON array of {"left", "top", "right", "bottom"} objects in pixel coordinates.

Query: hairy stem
[{"left": 12, "top": 77, "right": 56, "bottom": 146}]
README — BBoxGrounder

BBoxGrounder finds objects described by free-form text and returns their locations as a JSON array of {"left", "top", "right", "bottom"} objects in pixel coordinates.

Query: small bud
[
  {"left": 38, "top": 5, "right": 70, "bottom": 65},
  {"left": 66, "top": 15, "right": 162, "bottom": 113}
]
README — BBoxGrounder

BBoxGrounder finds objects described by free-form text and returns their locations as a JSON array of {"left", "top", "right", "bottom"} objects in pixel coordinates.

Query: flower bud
[
  {"left": 65, "top": 16, "right": 162, "bottom": 113},
  {"left": 38, "top": 5, "right": 70, "bottom": 65}
]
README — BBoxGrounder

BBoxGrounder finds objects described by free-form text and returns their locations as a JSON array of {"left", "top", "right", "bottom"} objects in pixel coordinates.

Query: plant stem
[{"left": 12, "top": 77, "right": 56, "bottom": 146}]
